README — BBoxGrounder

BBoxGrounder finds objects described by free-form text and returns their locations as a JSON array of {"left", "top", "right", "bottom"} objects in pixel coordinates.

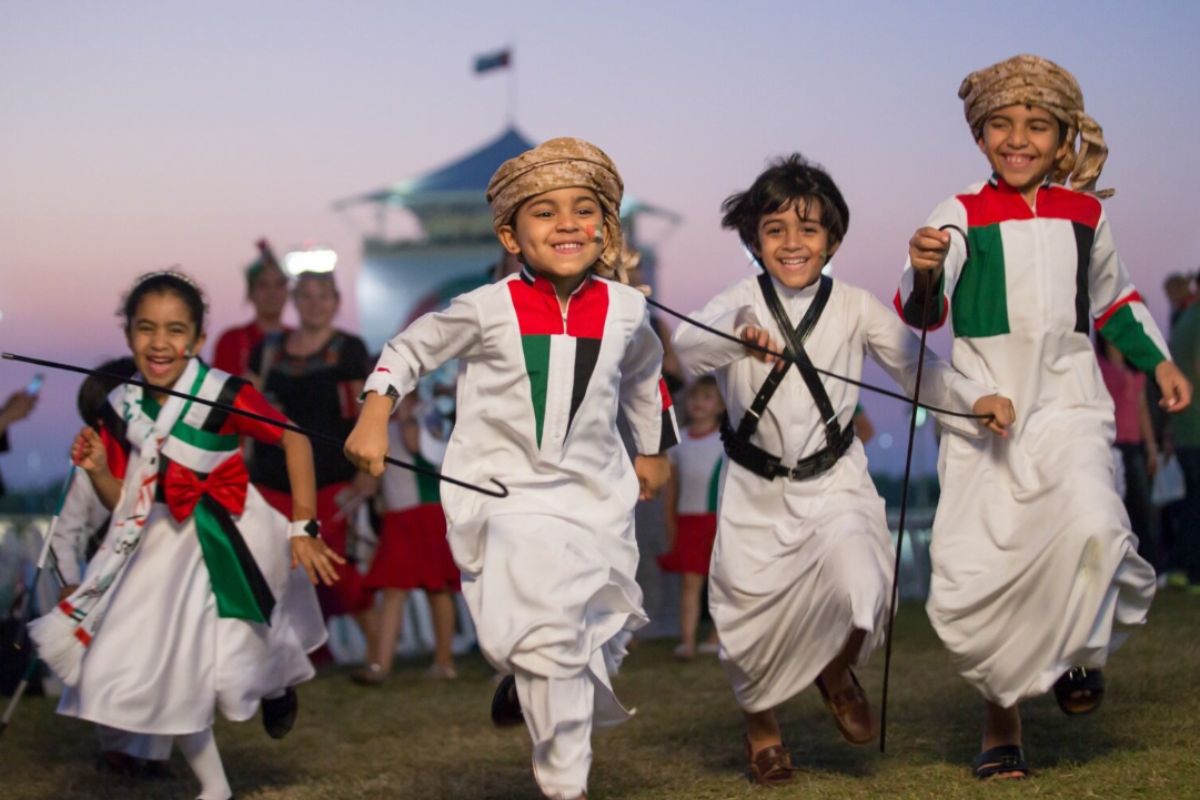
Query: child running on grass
[
  {"left": 673, "top": 154, "right": 1014, "bottom": 786},
  {"left": 344, "top": 137, "right": 678, "bottom": 800},
  {"left": 896, "top": 54, "right": 1192, "bottom": 780},
  {"left": 31, "top": 271, "right": 338, "bottom": 800},
  {"left": 657, "top": 375, "right": 724, "bottom": 660}
]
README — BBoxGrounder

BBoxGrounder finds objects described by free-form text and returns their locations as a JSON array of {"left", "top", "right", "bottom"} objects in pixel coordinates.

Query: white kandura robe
[
  {"left": 897, "top": 180, "right": 1167, "bottom": 706},
  {"left": 674, "top": 274, "right": 989, "bottom": 713},
  {"left": 363, "top": 269, "right": 676, "bottom": 799}
]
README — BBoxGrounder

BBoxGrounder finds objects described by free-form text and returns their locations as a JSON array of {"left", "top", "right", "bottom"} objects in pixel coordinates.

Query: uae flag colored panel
[
  {"left": 658, "top": 378, "right": 681, "bottom": 451},
  {"left": 507, "top": 279, "right": 610, "bottom": 448}
]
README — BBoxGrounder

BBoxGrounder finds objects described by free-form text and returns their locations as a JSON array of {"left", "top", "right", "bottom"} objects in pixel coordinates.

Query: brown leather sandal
[
  {"left": 745, "top": 736, "right": 796, "bottom": 786},
  {"left": 814, "top": 669, "right": 875, "bottom": 745}
]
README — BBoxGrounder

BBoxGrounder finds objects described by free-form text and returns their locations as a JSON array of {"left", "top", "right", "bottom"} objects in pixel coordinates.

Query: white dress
[
  {"left": 363, "top": 268, "right": 677, "bottom": 723},
  {"left": 674, "top": 273, "right": 988, "bottom": 713},
  {"left": 49, "top": 368, "right": 326, "bottom": 736}
]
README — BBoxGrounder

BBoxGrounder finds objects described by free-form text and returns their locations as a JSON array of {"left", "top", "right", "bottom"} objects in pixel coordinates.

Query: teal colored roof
[
  {"left": 335, "top": 127, "right": 535, "bottom": 209},
  {"left": 334, "top": 127, "right": 681, "bottom": 226}
]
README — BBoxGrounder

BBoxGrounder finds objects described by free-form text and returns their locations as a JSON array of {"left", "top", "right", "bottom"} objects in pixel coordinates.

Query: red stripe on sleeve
[
  {"left": 230, "top": 384, "right": 288, "bottom": 444},
  {"left": 658, "top": 378, "right": 673, "bottom": 410},
  {"left": 1095, "top": 291, "right": 1145, "bottom": 329}
]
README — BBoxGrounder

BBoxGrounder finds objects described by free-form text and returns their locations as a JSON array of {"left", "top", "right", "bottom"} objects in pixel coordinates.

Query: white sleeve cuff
[
  {"left": 289, "top": 519, "right": 320, "bottom": 539},
  {"left": 361, "top": 370, "right": 402, "bottom": 413}
]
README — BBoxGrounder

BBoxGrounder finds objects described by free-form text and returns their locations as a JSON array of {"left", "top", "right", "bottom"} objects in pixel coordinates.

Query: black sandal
[
  {"left": 490, "top": 674, "right": 524, "bottom": 727},
  {"left": 972, "top": 745, "right": 1029, "bottom": 780},
  {"left": 1053, "top": 667, "right": 1105, "bottom": 715}
]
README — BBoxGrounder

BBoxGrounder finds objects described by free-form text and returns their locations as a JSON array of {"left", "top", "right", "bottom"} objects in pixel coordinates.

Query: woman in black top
[{"left": 248, "top": 271, "right": 377, "bottom": 634}]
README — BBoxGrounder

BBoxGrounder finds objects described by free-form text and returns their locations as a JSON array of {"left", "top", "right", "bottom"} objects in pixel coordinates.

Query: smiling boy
[
  {"left": 896, "top": 54, "right": 1192, "bottom": 780},
  {"left": 673, "top": 154, "right": 1013, "bottom": 786},
  {"left": 345, "top": 138, "right": 676, "bottom": 800}
]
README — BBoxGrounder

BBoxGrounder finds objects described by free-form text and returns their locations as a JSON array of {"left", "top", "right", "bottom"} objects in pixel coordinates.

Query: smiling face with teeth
[
  {"left": 977, "top": 103, "right": 1069, "bottom": 205},
  {"left": 753, "top": 199, "right": 840, "bottom": 291},
  {"left": 126, "top": 290, "right": 206, "bottom": 397},
  {"left": 498, "top": 187, "right": 605, "bottom": 299}
]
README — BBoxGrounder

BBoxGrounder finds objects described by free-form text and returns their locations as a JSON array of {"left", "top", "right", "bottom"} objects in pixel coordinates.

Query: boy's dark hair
[
  {"left": 721, "top": 154, "right": 850, "bottom": 256},
  {"left": 77, "top": 357, "right": 136, "bottom": 428},
  {"left": 120, "top": 271, "right": 207, "bottom": 335}
]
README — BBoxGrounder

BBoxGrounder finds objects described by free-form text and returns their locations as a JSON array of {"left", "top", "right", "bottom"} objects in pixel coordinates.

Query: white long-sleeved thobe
[
  {"left": 674, "top": 273, "right": 989, "bottom": 713},
  {"left": 363, "top": 267, "right": 677, "bottom": 799},
  {"left": 896, "top": 178, "right": 1166, "bottom": 705}
]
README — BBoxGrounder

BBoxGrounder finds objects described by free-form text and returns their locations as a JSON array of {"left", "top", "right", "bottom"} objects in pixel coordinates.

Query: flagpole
[{"left": 506, "top": 45, "right": 516, "bottom": 126}]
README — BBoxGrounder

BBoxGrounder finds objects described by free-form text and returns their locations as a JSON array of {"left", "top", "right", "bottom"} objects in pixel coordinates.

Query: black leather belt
[{"left": 722, "top": 416, "right": 854, "bottom": 481}]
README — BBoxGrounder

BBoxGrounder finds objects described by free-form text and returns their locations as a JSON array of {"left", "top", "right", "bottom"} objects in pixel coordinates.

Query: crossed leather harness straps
[{"left": 720, "top": 273, "right": 855, "bottom": 482}]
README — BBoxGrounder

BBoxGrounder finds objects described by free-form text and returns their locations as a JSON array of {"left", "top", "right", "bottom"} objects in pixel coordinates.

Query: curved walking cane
[{"left": 1, "top": 353, "right": 509, "bottom": 499}]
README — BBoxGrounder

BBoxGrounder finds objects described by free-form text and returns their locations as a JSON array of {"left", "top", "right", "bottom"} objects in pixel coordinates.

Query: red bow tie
[{"left": 164, "top": 455, "right": 249, "bottom": 523}]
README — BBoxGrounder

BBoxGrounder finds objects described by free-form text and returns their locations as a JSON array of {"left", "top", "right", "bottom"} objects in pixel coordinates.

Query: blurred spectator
[
  {"left": 852, "top": 405, "right": 875, "bottom": 444},
  {"left": 0, "top": 387, "right": 39, "bottom": 498},
  {"left": 247, "top": 271, "right": 378, "bottom": 637},
  {"left": 1167, "top": 300, "right": 1200, "bottom": 591},
  {"left": 211, "top": 244, "right": 289, "bottom": 375},
  {"left": 1096, "top": 332, "right": 1161, "bottom": 571},
  {"left": 1165, "top": 272, "right": 1197, "bottom": 330},
  {"left": 658, "top": 376, "right": 724, "bottom": 660}
]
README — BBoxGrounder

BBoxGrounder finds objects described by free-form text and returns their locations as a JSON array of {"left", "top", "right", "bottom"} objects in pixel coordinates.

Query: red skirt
[
  {"left": 657, "top": 514, "right": 718, "bottom": 575},
  {"left": 257, "top": 482, "right": 374, "bottom": 616},
  {"left": 364, "top": 504, "right": 460, "bottom": 592}
]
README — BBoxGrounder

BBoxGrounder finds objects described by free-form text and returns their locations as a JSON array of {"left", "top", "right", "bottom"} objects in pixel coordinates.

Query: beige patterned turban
[
  {"left": 959, "top": 54, "right": 1113, "bottom": 198},
  {"left": 486, "top": 137, "right": 629, "bottom": 281}
]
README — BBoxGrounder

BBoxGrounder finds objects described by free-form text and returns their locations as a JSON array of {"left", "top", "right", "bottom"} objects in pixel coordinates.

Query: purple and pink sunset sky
[{"left": 2, "top": 2, "right": 1198, "bottom": 488}]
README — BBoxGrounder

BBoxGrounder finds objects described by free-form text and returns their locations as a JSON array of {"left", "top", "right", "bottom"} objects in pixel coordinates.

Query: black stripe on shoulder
[{"left": 201, "top": 376, "right": 249, "bottom": 433}]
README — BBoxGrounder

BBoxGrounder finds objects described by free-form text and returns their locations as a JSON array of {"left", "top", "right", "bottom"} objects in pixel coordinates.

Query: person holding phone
[{"left": 0, "top": 374, "right": 41, "bottom": 498}]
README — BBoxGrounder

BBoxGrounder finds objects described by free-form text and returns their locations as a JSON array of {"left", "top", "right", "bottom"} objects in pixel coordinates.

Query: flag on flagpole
[{"left": 474, "top": 48, "right": 512, "bottom": 74}]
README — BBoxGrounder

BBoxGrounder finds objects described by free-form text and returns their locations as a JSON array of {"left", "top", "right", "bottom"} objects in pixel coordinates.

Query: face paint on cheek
[{"left": 586, "top": 224, "right": 602, "bottom": 243}]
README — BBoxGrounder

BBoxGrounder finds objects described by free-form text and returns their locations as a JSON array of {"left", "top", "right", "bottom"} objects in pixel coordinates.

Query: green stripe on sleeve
[{"left": 1100, "top": 305, "right": 1167, "bottom": 373}]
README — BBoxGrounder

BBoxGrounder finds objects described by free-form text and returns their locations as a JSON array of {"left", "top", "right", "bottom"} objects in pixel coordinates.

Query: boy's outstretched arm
[
  {"left": 1088, "top": 207, "right": 1191, "bottom": 413},
  {"left": 622, "top": 303, "right": 680, "bottom": 500},
  {"left": 344, "top": 392, "right": 393, "bottom": 477},
  {"left": 346, "top": 294, "right": 484, "bottom": 476},
  {"left": 673, "top": 289, "right": 780, "bottom": 374},
  {"left": 863, "top": 291, "right": 1008, "bottom": 439}
]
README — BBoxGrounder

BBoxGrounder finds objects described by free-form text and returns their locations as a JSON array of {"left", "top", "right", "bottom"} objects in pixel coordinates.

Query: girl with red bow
[{"left": 30, "top": 271, "right": 341, "bottom": 800}]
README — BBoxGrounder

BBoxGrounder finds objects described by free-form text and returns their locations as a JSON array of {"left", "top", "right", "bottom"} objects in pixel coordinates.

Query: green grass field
[{"left": 2, "top": 591, "right": 1197, "bottom": 799}]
